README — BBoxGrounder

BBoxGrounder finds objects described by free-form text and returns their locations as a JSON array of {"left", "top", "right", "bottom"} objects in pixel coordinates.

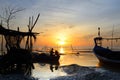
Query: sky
[{"left": 0, "top": 0, "right": 120, "bottom": 49}]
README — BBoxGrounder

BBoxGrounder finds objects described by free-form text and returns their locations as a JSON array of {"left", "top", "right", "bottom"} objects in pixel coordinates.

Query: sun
[
  {"left": 57, "top": 37, "right": 66, "bottom": 45},
  {"left": 59, "top": 40, "right": 65, "bottom": 45},
  {"left": 56, "top": 33, "right": 68, "bottom": 46}
]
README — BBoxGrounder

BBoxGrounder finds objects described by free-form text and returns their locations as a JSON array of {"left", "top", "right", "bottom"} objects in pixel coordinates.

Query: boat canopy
[
  {"left": 0, "top": 25, "right": 39, "bottom": 52},
  {"left": 0, "top": 25, "right": 38, "bottom": 36}
]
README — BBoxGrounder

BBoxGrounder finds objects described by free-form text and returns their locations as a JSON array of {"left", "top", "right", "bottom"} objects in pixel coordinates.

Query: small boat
[
  {"left": 93, "top": 27, "right": 120, "bottom": 65},
  {"left": 32, "top": 52, "right": 60, "bottom": 63}
]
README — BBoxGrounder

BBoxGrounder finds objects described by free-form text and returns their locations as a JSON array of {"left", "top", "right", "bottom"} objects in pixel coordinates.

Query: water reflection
[
  {"left": 32, "top": 63, "right": 67, "bottom": 79},
  {"left": 50, "top": 63, "right": 59, "bottom": 72},
  {"left": 31, "top": 51, "right": 99, "bottom": 79},
  {"left": 59, "top": 47, "right": 64, "bottom": 53},
  {"left": 31, "top": 47, "right": 100, "bottom": 79},
  {"left": 59, "top": 52, "right": 99, "bottom": 67},
  {"left": 38, "top": 61, "right": 60, "bottom": 72},
  {"left": 0, "top": 53, "right": 34, "bottom": 76}
]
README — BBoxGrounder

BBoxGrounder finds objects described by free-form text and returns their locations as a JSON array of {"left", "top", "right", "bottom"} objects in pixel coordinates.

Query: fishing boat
[
  {"left": 32, "top": 52, "right": 60, "bottom": 63},
  {"left": 0, "top": 14, "right": 40, "bottom": 74},
  {"left": 93, "top": 27, "right": 120, "bottom": 65}
]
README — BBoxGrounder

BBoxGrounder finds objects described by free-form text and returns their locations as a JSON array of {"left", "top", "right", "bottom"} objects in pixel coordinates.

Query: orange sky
[
  {"left": 1, "top": 0, "right": 120, "bottom": 49},
  {"left": 33, "top": 23, "right": 95, "bottom": 48}
]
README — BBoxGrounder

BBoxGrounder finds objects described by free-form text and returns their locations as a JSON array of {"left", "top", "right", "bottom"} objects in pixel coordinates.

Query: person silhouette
[
  {"left": 55, "top": 50, "right": 59, "bottom": 57},
  {"left": 50, "top": 48, "right": 54, "bottom": 56},
  {"left": 50, "top": 64, "right": 54, "bottom": 72}
]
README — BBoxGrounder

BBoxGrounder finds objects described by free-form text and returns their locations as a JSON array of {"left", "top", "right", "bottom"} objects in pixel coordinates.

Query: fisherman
[
  {"left": 55, "top": 50, "right": 60, "bottom": 57},
  {"left": 50, "top": 48, "right": 54, "bottom": 56}
]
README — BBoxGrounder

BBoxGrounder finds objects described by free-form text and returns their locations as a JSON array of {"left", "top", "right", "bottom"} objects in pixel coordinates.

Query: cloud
[
  {"left": 69, "top": 25, "right": 75, "bottom": 28},
  {"left": 1, "top": 0, "right": 120, "bottom": 41}
]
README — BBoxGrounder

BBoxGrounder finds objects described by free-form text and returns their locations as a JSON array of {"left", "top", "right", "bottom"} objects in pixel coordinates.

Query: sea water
[{"left": 31, "top": 51, "right": 99, "bottom": 79}]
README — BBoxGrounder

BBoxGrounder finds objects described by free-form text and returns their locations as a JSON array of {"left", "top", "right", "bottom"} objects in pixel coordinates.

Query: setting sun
[
  {"left": 56, "top": 33, "right": 67, "bottom": 46},
  {"left": 58, "top": 40, "right": 65, "bottom": 45}
]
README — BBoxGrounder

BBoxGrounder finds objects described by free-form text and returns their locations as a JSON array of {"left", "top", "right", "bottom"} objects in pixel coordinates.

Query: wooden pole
[
  {"left": 31, "top": 13, "right": 40, "bottom": 31},
  {"left": 1, "top": 20, "right": 4, "bottom": 55}
]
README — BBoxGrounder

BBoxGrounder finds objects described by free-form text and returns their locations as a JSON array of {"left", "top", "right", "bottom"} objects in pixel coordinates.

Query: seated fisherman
[
  {"left": 49, "top": 48, "right": 54, "bottom": 56},
  {"left": 55, "top": 50, "right": 60, "bottom": 57}
]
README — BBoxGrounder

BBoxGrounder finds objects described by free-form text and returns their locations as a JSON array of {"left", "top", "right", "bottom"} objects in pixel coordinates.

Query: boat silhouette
[{"left": 93, "top": 27, "right": 120, "bottom": 66}]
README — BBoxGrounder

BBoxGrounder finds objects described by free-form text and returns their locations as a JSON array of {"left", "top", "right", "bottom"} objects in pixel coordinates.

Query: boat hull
[
  {"left": 93, "top": 46, "right": 120, "bottom": 65},
  {"left": 32, "top": 52, "right": 60, "bottom": 64}
]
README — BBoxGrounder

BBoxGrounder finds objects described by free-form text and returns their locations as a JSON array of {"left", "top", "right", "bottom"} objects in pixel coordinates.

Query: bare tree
[{"left": 0, "top": 6, "right": 24, "bottom": 29}]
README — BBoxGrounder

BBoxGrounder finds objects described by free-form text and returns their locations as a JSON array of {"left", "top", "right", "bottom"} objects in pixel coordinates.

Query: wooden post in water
[
  {"left": 0, "top": 20, "right": 4, "bottom": 55},
  {"left": 98, "top": 27, "right": 102, "bottom": 46},
  {"left": 111, "top": 26, "right": 114, "bottom": 50}
]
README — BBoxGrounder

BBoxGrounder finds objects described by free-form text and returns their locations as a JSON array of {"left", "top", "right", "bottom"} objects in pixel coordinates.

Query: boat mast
[
  {"left": 98, "top": 27, "right": 101, "bottom": 37},
  {"left": 25, "top": 13, "right": 40, "bottom": 52},
  {"left": 111, "top": 25, "right": 114, "bottom": 50},
  {"left": 97, "top": 27, "right": 102, "bottom": 46}
]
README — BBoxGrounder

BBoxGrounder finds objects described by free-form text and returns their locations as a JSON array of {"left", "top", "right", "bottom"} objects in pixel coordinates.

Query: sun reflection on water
[
  {"left": 59, "top": 47, "right": 64, "bottom": 53},
  {"left": 32, "top": 63, "right": 67, "bottom": 79}
]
